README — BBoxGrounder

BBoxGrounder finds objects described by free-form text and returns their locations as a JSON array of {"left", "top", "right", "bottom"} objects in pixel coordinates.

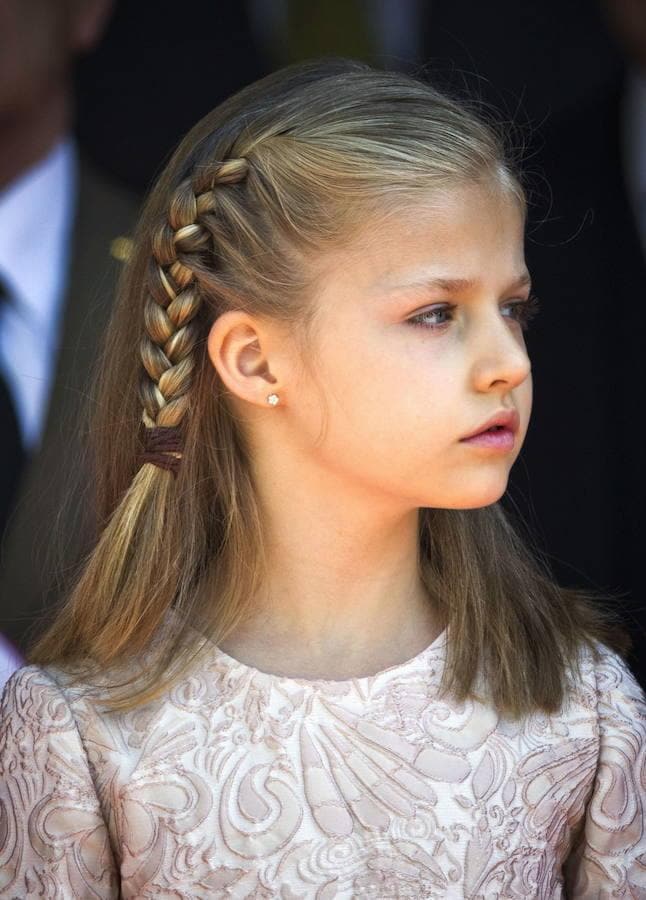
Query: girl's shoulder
[
  {"left": 585, "top": 638, "right": 646, "bottom": 706},
  {"left": 1, "top": 662, "right": 76, "bottom": 725},
  {"left": 587, "top": 640, "right": 646, "bottom": 742},
  {"left": 0, "top": 662, "right": 112, "bottom": 746},
  {"left": 0, "top": 612, "right": 201, "bottom": 725},
  {"left": 0, "top": 654, "right": 154, "bottom": 742}
]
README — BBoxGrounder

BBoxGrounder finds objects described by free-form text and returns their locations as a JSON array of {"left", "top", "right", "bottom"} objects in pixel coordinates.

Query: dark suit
[
  {"left": 0, "top": 152, "right": 140, "bottom": 653},
  {"left": 506, "top": 65, "right": 646, "bottom": 687}
]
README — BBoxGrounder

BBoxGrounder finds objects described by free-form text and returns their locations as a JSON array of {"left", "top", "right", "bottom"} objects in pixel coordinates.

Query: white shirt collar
[{"left": 0, "top": 136, "right": 77, "bottom": 329}]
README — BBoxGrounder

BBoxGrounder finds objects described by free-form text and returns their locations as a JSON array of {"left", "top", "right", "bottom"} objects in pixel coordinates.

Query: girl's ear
[{"left": 207, "top": 311, "right": 280, "bottom": 408}]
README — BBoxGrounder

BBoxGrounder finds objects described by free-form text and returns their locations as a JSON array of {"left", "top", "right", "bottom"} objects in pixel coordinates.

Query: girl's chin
[{"left": 429, "top": 482, "right": 510, "bottom": 509}]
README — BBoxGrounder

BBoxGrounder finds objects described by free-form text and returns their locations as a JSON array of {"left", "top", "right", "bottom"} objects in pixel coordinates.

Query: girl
[{"left": 1, "top": 58, "right": 644, "bottom": 899}]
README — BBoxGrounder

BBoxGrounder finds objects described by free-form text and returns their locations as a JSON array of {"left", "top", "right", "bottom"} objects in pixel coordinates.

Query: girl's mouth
[{"left": 460, "top": 426, "right": 515, "bottom": 451}]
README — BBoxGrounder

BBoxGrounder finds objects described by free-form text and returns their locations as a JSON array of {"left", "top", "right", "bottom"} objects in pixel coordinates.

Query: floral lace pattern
[{"left": 1, "top": 629, "right": 645, "bottom": 898}]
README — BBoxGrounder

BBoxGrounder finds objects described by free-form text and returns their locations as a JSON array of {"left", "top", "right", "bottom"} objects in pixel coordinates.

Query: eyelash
[{"left": 407, "top": 293, "right": 542, "bottom": 332}]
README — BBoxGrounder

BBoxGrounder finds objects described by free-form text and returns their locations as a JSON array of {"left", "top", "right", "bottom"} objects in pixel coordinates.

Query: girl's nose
[{"left": 469, "top": 317, "right": 532, "bottom": 390}]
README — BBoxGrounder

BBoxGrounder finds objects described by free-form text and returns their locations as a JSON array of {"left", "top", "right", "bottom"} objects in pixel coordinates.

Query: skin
[
  {"left": 0, "top": 0, "right": 114, "bottom": 190},
  {"left": 207, "top": 181, "right": 533, "bottom": 679}
]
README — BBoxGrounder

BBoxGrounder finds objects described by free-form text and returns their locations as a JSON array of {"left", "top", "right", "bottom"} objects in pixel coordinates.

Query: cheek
[
  {"left": 310, "top": 317, "right": 458, "bottom": 445},
  {"left": 318, "top": 338, "right": 457, "bottom": 461}
]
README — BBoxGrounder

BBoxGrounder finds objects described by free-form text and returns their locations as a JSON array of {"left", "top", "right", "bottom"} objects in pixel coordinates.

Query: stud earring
[{"left": 266, "top": 393, "right": 280, "bottom": 406}]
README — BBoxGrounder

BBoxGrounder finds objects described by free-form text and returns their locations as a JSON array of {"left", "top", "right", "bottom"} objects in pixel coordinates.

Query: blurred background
[{"left": 0, "top": 0, "right": 644, "bottom": 691}]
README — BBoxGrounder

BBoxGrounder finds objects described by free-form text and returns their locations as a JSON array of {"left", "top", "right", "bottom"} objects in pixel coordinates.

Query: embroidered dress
[{"left": 1, "top": 627, "right": 645, "bottom": 899}]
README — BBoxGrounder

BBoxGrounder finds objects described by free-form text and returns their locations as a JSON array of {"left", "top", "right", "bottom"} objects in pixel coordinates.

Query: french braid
[{"left": 138, "top": 157, "right": 250, "bottom": 477}]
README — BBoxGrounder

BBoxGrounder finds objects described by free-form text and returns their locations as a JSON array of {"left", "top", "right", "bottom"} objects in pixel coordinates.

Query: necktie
[{"left": 0, "top": 276, "right": 27, "bottom": 541}]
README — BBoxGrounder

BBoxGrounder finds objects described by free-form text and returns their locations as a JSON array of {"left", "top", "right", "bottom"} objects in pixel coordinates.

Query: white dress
[{"left": 1, "top": 626, "right": 645, "bottom": 898}]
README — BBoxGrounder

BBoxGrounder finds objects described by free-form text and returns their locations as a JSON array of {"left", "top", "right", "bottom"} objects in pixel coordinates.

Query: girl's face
[{"left": 290, "top": 181, "right": 534, "bottom": 511}]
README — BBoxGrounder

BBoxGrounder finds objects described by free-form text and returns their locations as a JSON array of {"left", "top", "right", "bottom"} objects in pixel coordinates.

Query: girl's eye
[{"left": 407, "top": 294, "right": 542, "bottom": 332}]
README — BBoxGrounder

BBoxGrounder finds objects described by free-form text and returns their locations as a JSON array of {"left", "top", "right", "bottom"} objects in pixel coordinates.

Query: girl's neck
[{"left": 216, "top": 590, "right": 442, "bottom": 681}]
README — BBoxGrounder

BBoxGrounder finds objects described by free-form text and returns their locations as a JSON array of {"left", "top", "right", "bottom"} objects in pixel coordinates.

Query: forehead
[
  {"left": 374, "top": 183, "right": 522, "bottom": 254},
  {"left": 330, "top": 182, "right": 527, "bottom": 293}
]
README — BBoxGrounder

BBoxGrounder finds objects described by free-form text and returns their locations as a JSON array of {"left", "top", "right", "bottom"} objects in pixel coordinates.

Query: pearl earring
[{"left": 266, "top": 393, "right": 280, "bottom": 406}]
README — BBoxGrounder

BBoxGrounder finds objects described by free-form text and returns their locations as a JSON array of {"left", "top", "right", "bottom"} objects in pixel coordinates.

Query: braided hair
[{"left": 138, "top": 159, "right": 249, "bottom": 476}]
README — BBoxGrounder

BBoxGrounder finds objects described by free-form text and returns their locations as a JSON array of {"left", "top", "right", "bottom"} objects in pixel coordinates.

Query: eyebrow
[{"left": 377, "top": 271, "right": 533, "bottom": 294}]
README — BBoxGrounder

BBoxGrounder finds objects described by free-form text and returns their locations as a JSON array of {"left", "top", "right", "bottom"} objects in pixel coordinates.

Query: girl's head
[
  {"left": 210, "top": 178, "right": 533, "bottom": 516},
  {"left": 30, "top": 57, "right": 630, "bottom": 716}
]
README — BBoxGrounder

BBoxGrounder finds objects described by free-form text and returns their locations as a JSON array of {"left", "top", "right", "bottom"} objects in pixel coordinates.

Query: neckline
[{"left": 211, "top": 626, "right": 448, "bottom": 689}]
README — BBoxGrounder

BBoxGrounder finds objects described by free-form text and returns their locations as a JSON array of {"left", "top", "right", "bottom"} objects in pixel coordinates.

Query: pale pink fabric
[{"left": 1, "top": 627, "right": 645, "bottom": 898}]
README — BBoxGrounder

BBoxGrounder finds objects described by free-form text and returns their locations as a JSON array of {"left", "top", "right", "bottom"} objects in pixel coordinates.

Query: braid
[{"left": 138, "top": 157, "right": 249, "bottom": 477}]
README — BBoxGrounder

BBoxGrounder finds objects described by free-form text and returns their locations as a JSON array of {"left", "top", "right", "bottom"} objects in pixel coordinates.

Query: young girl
[{"left": 1, "top": 58, "right": 644, "bottom": 899}]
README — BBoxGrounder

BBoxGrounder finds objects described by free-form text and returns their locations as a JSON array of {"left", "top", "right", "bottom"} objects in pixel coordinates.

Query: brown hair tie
[{"left": 139, "top": 425, "right": 184, "bottom": 478}]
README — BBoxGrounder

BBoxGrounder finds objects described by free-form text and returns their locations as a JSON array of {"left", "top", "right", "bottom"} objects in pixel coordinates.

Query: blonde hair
[{"left": 28, "top": 57, "right": 631, "bottom": 717}]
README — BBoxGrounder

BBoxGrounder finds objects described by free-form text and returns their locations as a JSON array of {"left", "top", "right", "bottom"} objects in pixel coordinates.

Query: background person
[{"left": 0, "top": 0, "right": 141, "bottom": 685}]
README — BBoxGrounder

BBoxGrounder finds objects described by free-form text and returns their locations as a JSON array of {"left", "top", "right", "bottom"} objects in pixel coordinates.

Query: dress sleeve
[
  {"left": 563, "top": 645, "right": 646, "bottom": 897},
  {"left": 0, "top": 665, "right": 119, "bottom": 898}
]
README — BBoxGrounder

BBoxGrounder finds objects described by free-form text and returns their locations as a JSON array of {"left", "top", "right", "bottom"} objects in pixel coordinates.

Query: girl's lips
[
  {"left": 461, "top": 408, "right": 519, "bottom": 440},
  {"left": 460, "top": 427, "right": 515, "bottom": 450}
]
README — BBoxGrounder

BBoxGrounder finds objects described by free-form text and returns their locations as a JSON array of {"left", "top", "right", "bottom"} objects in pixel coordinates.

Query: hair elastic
[{"left": 139, "top": 425, "right": 183, "bottom": 477}]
